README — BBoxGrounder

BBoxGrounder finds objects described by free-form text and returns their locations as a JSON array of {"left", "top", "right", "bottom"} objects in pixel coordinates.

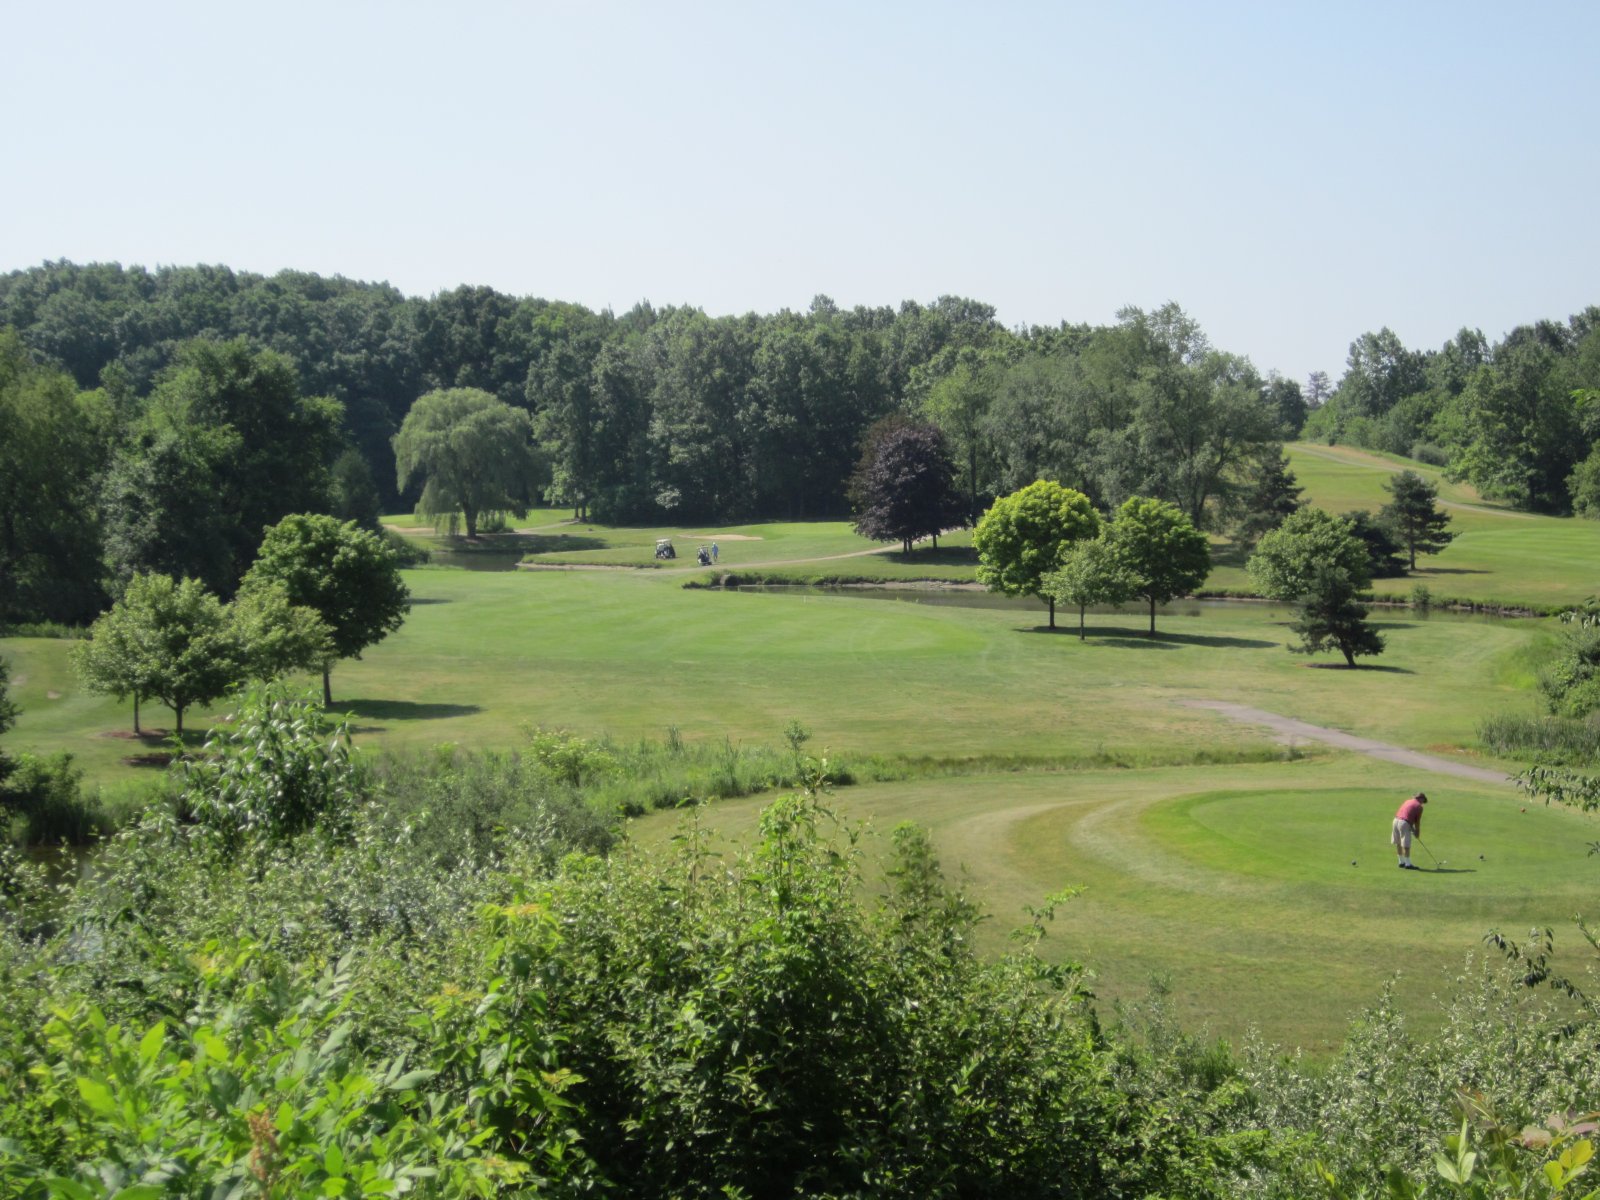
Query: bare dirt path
[{"left": 1178, "top": 699, "right": 1512, "bottom": 785}]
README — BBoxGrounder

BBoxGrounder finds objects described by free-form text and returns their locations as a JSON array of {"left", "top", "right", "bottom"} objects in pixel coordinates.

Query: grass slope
[{"left": 1204, "top": 443, "right": 1600, "bottom": 609}]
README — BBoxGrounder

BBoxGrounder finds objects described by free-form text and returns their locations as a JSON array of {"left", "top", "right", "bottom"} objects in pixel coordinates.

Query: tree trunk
[
  {"left": 932, "top": 532, "right": 939, "bottom": 551},
  {"left": 174, "top": 703, "right": 184, "bottom": 737},
  {"left": 323, "top": 666, "right": 333, "bottom": 707},
  {"left": 1341, "top": 642, "right": 1356, "bottom": 667},
  {"left": 1047, "top": 596, "right": 1055, "bottom": 628},
  {"left": 1148, "top": 596, "right": 1157, "bottom": 636},
  {"left": 132, "top": 693, "right": 141, "bottom": 736},
  {"left": 464, "top": 506, "right": 478, "bottom": 539},
  {"left": 1079, "top": 604, "right": 1086, "bottom": 641}
]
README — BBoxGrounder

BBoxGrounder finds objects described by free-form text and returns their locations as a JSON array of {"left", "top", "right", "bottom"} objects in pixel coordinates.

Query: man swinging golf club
[{"left": 1391, "top": 791, "right": 1427, "bottom": 870}]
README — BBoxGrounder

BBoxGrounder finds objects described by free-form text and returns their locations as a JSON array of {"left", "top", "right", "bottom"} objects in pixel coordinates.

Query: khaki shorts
[{"left": 1391, "top": 817, "right": 1414, "bottom": 850}]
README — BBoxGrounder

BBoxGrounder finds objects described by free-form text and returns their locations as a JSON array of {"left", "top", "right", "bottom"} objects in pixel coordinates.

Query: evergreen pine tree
[
  {"left": 1289, "top": 564, "right": 1385, "bottom": 668},
  {"left": 1380, "top": 470, "right": 1456, "bottom": 570}
]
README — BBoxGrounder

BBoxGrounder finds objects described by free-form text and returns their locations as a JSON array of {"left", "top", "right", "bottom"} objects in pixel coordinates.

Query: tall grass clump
[{"left": 1478, "top": 712, "right": 1600, "bottom": 764}]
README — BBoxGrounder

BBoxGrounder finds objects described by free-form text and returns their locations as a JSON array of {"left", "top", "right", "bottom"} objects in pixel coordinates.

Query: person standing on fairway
[{"left": 1391, "top": 792, "right": 1427, "bottom": 870}]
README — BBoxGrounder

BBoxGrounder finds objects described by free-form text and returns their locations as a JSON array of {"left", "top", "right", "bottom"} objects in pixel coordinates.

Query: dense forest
[{"left": 2, "top": 260, "right": 1598, "bottom": 630}]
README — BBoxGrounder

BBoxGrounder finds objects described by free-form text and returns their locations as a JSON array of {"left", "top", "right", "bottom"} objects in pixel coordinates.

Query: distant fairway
[
  {"left": 627, "top": 758, "right": 1595, "bottom": 1051},
  {"left": 1204, "top": 443, "right": 1600, "bottom": 609},
  {"left": 3, "top": 568, "right": 1550, "bottom": 784}
]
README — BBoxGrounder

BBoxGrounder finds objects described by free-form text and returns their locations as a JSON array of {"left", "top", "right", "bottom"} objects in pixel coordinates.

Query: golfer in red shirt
[{"left": 1391, "top": 792, "right": 1427, "bottom": 870}]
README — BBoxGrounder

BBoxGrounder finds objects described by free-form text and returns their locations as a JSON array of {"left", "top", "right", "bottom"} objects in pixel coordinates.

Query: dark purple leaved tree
[{"left": 848, "top": 418, "right": 967, "bottom": 553}]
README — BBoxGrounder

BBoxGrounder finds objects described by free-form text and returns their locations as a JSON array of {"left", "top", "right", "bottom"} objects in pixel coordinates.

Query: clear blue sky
[{"left": 5, "top": 0, "right": 1597, "bottom": 385}]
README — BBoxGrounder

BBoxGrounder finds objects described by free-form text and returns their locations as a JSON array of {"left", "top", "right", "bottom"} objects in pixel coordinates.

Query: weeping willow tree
[{"left": 392, "top": 388, "right": 542, "bottom": 537}]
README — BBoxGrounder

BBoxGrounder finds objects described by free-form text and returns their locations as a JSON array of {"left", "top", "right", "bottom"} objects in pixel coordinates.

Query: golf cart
[{"left": 654, "top": 538, "right": 676, "bottom": 560}]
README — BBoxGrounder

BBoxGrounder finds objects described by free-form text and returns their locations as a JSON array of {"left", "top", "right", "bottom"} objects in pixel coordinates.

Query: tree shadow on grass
[
  {"left": 408, "top": 597, "right": 451, "bottom": 605},
  {"left": 882, "top": 545, "right": 979, "bottom": 568},
  {"left": 1419, "top": 567, "right": 1490, "bottom": 576},
  {"left": 1022, "top": 625, "right": 1278, "bottom": 649},
  {"left": 337, "top": 699, "right": 484, "bottom": 724},
  {"left": 1302, "top": 662, "right": 1416, "bottom": 674},
  {"left": 99, "top": 726, "right": 208, "bottom": 768}
]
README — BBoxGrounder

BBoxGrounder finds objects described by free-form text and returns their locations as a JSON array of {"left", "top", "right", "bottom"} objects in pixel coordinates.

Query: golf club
[{"left": 1416, "top": 837, "right": 1444, "bottom": 869}]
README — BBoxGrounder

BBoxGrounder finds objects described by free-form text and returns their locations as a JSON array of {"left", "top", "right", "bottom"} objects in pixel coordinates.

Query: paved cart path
[{"left": 1179, "top": 699, "right": 1513, "bottom": 785}]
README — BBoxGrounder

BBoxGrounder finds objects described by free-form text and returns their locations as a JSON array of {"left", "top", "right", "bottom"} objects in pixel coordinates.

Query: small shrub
[
  {"left": 1, "top": 752, "right": 100, "bottom": 845},
  {"left": 476, "top": 509, "right": 511, "bottom": 534},
  {"left": 1410, "top": 441, "right": 1450, "bottom": 467},
  {"left": 177, "top": 682, "right": 365, "bottom": 849},
  {"left": 382, "top": 527, "right": 431, "bottom": 566},
  {"left": 1539, "top": 626, "right": 1600, "bottom": 719},
  {"left": 1411, "top": 582, "right": 1432, "bottom": 613}
]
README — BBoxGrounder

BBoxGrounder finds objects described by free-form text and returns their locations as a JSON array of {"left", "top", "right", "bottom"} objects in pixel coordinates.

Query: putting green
[{"left": 630, "top": 760, "right": 1598, "bottom": 1052}]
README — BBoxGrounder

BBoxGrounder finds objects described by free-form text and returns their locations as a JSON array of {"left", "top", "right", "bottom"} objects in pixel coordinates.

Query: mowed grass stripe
[{"left": 631, "top": 756, "right": 1592, "bottom": 1052}]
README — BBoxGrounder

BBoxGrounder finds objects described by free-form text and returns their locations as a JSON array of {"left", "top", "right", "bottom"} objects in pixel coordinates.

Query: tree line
[{"left": 3, "top": 259, "right": 1592, "bottom": 633}]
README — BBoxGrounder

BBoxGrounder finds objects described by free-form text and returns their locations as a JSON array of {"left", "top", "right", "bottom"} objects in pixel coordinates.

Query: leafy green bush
[
  {"left": 0, "top": 751, "right": 101, "bottom": 845},
  {"left": 513, "top": 787, "right": 1253, "bottom": 1198},
  {"left": 1539, "top": 627, "right": 1600, "bottom": 720},
  {"left": 381, "top": 527, "right": 431, "bottom": 566},
  {"left": 0, "top": 942, "right": 535, "bottom": 1195},
  {"left": 371, "top": 744, "right": 618, "bottom": 870},
  {"left": 1239, "top": 946, "right": 1600, "bottom": 1199},
  {"left": 176, "top": 684, "right": 365, "bottom": 849}
]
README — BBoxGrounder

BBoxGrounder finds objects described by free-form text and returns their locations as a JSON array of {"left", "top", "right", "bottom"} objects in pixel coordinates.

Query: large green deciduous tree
[
  {"left": 1041, "top": 539, "right": 1138, "bottom": 641},
  {"left": 1247, "top": 508, "right": 1372, "bottom": 601},
  {"left": 228, "top": 583, "right": 335, "bottom": 685},
  {"left": 1379, "top": 470, "right": 1455, "bottom": 570},
  {"left": 393, "top": 388, "right": 540, "bottom": 538},
  {"left": 74, "top": 575, "right": 243, "bottom": 736},
  {"left": 1288, "top": 564, "right": 1385, "bottom": 668},
  {"left": 0, "top": 331, "right": 109, "bottom": 625},
  {"left": 241, "top": 514, "right": 410, "bottom": 705},
  {"left": 973, "top": 481, "right": 1100, "bottom": 628},
  {"left": 102, "top": 339, "right": 344, "bottom": 595},
  {"left": 1105, "top": 497, "right": 1211, "bottom": 636}
]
